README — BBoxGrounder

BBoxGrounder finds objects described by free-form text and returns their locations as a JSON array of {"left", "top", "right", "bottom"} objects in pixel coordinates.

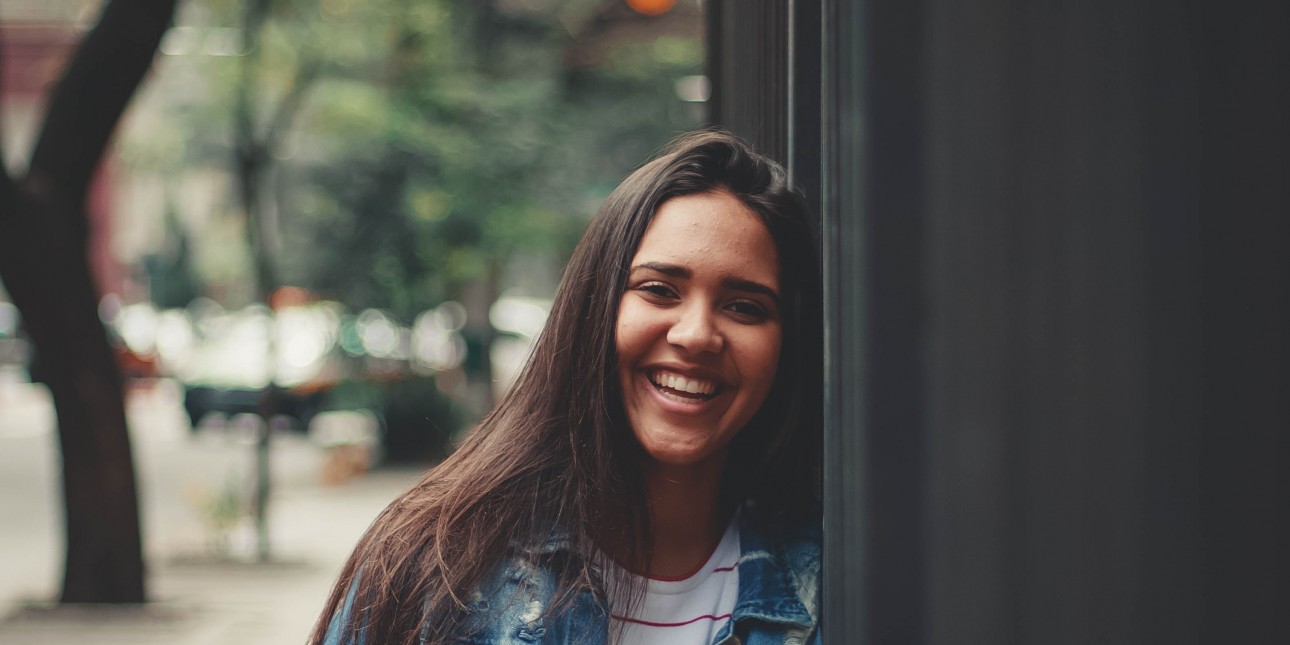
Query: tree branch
[
  {"left": 262, "top": 58, "right": 323, "bottom": 154},
  {"left": 26, "top": 0, "right": 178, "bottom": 211}
]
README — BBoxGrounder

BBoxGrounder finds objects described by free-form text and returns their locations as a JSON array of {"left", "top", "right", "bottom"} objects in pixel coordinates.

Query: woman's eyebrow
[{"left": 631, "top": 261, "right": 689, "bottom": 277}]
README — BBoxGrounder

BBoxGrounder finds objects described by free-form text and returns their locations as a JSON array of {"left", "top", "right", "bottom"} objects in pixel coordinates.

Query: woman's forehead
[{"left": 631, "top": 192, "right": 780, "bottom": 288}]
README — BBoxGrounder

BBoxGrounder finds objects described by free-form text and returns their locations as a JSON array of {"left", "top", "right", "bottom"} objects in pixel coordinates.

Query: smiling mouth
[{"left": 649, "top": 369, "right": 722, "bottom": 403}]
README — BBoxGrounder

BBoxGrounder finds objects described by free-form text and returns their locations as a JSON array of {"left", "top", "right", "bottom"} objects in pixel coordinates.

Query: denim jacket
[{"left": 323, "top": 513, "right": 821, "bottom": 645}]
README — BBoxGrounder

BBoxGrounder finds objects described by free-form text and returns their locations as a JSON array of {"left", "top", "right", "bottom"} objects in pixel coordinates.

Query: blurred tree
[
  {"left": 122, "top": 0, "right": 702, "bottom": 416},
  {"left": 128, "top": 0, "right": 700, "bottom": 315},
  {"left": 273, "top": 0, "right": 703, "bottom": 410},
  {"left": 233, "top": 0, "right": 324, "bottom": 564},
  {"left": 144, "top": 201, "right": 203, "bottom": 309},
  {"left": 0, "top": 0, "right": 177, "bottom": 603}
]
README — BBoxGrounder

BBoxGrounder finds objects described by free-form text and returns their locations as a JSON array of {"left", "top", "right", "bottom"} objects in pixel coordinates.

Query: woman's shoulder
[
  {"left": 727, "top": 510, "right": 822, "bottom": 642},
  {"left": 456, "top": 530, "right": 608, "bottom": 644}
]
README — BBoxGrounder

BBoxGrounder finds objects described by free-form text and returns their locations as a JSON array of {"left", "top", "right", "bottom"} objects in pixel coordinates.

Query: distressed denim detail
[
  {"left": 322, "top": 513, "right": 820, "bottom": 644},
  {"left": 711, "top": 514, "right": 822, "bottom": 645},
  {"left": 451, "top": 551, "right": 606, "bottom": 645}
]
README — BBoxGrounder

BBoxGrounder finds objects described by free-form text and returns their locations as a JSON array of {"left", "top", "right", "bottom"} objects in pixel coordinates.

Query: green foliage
[{"left": 127, "top": 0, "right": 704, "bottom": 316}]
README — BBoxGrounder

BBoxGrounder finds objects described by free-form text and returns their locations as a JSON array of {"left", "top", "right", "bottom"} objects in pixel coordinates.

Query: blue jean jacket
[{"left": 323, "top": 514, "right": 821, "bottom": 645}]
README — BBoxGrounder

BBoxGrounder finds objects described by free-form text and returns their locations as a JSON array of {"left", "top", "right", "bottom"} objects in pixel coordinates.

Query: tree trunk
[
  {"left": 0, "top": 0, "right": 177, "bottom": 603},
  {"left": 0, "top": 192, "right": 145, "bottom": 602}
]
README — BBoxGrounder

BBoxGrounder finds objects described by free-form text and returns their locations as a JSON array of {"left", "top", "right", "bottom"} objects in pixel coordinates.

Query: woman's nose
[{"left": 666, "top": 302, "right": 724, "bottom": 354}]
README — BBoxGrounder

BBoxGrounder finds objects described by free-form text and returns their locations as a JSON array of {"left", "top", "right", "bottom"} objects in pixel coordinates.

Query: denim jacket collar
[
  {"left": 716, "top": 512, "right": 820, "bottom": 642},
  {"left": 324, "top": 513, "right": 821, "bottom": 645}
]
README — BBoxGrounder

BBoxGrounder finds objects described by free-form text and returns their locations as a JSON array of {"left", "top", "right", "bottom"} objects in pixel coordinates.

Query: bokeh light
[{"left": 626, "top": 0, "right": 676, "bottom": 17}]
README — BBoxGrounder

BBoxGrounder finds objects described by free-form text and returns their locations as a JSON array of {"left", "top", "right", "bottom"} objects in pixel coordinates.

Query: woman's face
[{"left": 615, "top": 190, "right": 783, "bottom": 470}]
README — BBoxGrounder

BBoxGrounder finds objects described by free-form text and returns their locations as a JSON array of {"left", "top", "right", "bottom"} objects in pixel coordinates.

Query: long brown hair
[{"left": 309, "top": 130, "right": 822, "bottom": 645}]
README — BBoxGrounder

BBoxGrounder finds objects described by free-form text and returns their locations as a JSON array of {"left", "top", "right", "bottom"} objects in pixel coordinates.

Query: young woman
[{"left": 311, "top": 130, "right": 823, "bottom": 645}]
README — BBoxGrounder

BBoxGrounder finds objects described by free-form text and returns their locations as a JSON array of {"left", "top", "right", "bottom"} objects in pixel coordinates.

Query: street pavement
[{"left": 0, "top": 372, "right": 425, "bottom": 644}]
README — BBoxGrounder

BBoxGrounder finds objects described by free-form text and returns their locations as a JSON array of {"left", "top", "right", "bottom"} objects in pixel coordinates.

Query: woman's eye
[
  {"left": 636, "top": 282, "right": 676, "bottom": 299},
  {"left": 727, "top": 300, "right": 770, "bottom": 320}
]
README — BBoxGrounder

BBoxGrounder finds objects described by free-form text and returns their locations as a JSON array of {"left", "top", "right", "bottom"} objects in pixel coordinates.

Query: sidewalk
[{"left": 0, "top": 440, "right": 422, "bottom": 645}]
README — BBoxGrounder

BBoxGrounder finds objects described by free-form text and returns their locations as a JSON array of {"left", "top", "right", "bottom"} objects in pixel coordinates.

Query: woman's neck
[{"left": 639, "top": 454, "right": 730, "bottom": 578}]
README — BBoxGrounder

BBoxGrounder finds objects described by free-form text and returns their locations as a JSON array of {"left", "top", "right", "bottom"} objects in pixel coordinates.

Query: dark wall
[
  {"left": 705, "top": 0, "right": 788, "bottom": 160},
  {"left": 922, "top": 2, "right": 1287, "bottom": 642},
  {"left": 712, "top": 0, "right": 1289, "bottom": 642}
]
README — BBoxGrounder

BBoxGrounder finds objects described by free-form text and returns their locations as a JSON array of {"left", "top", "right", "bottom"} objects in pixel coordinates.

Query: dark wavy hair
[{"left": 309, "top": 130, "right": 823, "bottom": 645}]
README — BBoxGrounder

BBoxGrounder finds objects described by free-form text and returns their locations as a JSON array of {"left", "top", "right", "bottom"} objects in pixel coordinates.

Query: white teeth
[
  {"left": 679, "top": 378, "right": 700, "bottom": 394},
  {"left": 652, "top": 371, "right": 716, "bottom": 396}
]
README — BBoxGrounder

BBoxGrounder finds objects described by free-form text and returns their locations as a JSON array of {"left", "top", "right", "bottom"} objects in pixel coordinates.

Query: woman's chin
[{"left": 637, "top": 438, "right": 727, "bottom": 471}]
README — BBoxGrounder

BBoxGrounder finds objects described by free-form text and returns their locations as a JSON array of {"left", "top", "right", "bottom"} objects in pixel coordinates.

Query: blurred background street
[
  {"left": 0, "top": 369, "right": 423, "bottom": 643},
  {"left": 0, "top": 1, "right": 702, "bottom": 641}
]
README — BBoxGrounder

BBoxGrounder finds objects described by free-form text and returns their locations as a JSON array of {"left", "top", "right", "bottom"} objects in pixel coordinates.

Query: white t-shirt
[{"left": 612, "top": 519, "right": 741, "bottom": 645}]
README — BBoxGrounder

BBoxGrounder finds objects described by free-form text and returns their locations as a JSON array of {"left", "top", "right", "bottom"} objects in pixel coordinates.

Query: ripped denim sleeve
[
  {"left": 322, "top": 554, "right": 607, "bottom": 645},
  {"left": 453, "top": 554, "right": 608, "bottom": 645},
  {"left": 322, "top": 577, "right": 367, "bottom": 645}
]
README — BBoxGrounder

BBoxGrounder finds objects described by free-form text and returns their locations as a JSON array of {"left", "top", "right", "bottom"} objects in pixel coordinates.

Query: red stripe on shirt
[
  {"left": 639, "top": 561, "right": 739, "bottom": 582},
  {"left": 611, "top": 613, "right": 734, "bottom": 628}
]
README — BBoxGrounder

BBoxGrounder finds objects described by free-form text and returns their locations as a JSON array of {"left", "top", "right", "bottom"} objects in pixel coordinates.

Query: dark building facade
[{"left": 708, "top": 0, "right": 1289, "bottom": 642}]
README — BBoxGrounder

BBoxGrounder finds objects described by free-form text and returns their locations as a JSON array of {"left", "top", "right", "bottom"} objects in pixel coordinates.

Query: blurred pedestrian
[{"left": 311, "top": 130, "right": 823, "bottom": 645}]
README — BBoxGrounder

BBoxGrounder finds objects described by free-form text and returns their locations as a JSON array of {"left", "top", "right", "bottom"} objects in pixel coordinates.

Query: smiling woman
[
  {"left": 617, "top": 191, "right": 783, "bottom": 472},
  {"left": 311, "top": 131, "right": 823, "bottom": 645}
]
